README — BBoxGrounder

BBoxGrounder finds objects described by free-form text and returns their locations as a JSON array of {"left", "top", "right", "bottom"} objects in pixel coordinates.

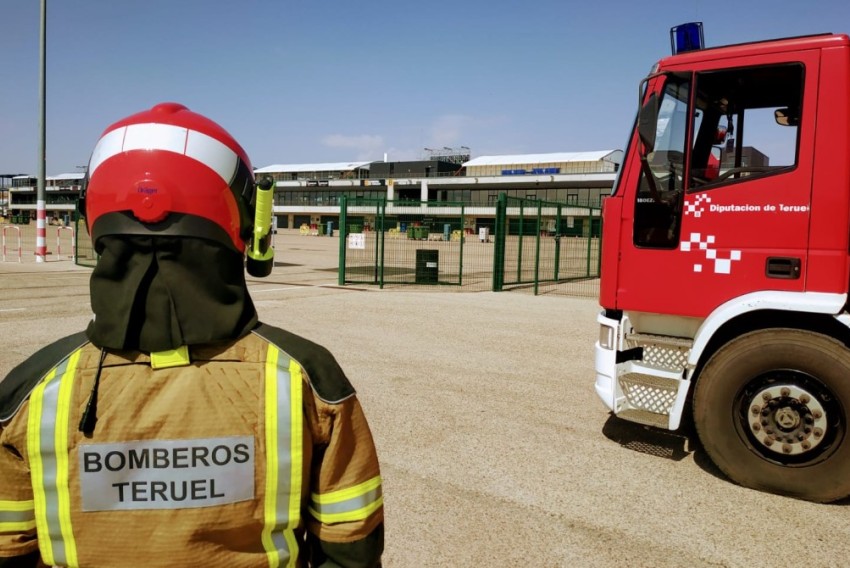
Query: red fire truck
[{"left": 595, "top": 24, "right": 850, "bottom": 502}]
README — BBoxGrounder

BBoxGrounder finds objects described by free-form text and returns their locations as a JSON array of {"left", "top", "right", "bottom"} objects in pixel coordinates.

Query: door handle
[{"left": 765, "top": 257, "right": 801, "bottom": 279}]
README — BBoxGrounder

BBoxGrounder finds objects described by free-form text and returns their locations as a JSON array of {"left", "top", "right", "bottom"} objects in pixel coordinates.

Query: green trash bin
[{"left": 409, "top": 226, "right": 428, "bottom": 240}]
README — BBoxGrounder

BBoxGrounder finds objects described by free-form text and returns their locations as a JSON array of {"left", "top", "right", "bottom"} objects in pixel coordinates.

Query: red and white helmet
[{"left": 83, "top": 102, "right": 256, "bottom": 252}]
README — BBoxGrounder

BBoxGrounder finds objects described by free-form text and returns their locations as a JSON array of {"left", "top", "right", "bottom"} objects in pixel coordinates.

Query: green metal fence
[
  {"left": 492, "top": 194, "right": 601, "bottom": 296},
  {"left": 337, "top": 194, "right": 602, "bottom": 296},
  {"left": 69, "top": 194, "right": 601, "bottom": 297},
  {"left": 338, "top": 197, "right": 497, "bottom": 290}
]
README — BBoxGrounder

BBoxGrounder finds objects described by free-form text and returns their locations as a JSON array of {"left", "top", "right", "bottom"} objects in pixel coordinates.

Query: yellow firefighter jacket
[{"left": 0, "top": 323, "right": 384, "bottom": 567}]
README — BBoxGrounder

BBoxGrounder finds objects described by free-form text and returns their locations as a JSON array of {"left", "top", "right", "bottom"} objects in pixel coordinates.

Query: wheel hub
[
  {"left": 747, "top": 384, "right": 827, "bottom": 456},
  {"left": 774, "top": 406, "right": 800, "bottom": 430}
]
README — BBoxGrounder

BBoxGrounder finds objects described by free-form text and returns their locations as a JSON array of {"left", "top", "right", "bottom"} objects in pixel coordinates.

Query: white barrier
[
  {"left": 57, "top": 226, "right": 76, "bottom": 261},
  {"left": 2, "top": 225, "right": 22, "bottom": 263}
]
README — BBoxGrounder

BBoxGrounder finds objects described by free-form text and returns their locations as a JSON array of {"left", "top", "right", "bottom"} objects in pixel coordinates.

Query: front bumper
[{"left": 594, "top": 311, "right": 620, "bottom": 413}]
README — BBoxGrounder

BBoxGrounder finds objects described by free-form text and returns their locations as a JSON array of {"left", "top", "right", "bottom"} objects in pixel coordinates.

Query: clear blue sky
[{"left": 3, "top": 0, "right": 850, "bottom": 175}]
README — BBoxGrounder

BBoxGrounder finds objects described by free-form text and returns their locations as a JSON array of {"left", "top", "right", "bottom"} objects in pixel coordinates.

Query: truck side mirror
[
  {"left": 638, "top": 93, "right": 660, "bottom": 153},
  {"left": 775, "top": 107, "right": 799, "bottom": 127}
]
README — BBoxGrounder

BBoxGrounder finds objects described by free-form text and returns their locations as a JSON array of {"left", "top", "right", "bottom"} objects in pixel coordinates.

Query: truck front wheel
[{"left": 693, "top": 328, "right": 850, "bottom": 502}]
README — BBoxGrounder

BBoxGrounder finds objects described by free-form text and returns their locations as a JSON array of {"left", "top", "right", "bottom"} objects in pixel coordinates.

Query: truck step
[
  {"left": 625, "top": 332, "right": 693, "bottom": 348},
  {"left": 618, "top": 370, "right": 679, "bottom": 420},
  {"left": 625, "top": 333, "right": 693, "bottom": 372},
  {"left": 618, "top": 408, "right": 670, "bottom": 429}
]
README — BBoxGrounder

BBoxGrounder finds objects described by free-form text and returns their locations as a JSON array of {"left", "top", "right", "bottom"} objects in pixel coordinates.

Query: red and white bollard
[
  {"left": 2, "top": 225, "right": 22, "bottom": 263},
  {"left": 35, "top": 201, "right": 46, "bottom": 262},
  {"left": 57, "top": 226, "right": 76, "bottom": 261}
]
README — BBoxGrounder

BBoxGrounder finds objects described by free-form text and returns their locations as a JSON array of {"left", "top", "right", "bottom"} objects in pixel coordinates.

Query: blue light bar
[{"left": 670, "top": 22, "right": 704, "bottom": 55}]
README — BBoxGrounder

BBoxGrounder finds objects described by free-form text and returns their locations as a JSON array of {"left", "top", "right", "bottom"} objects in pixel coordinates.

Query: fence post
[
  {"left": 534, "top": 202, "right": 542, "bottom": 296},
  {"left": 458, "top": 204, "right": 465, "bottom": 287},
  {"left": 492, "top": 193, "right": 507, "bottom": 291},
  {"left": 378, "top": 199, "right": 386, "bottom": 288},
  {"left": 338, "top": 195, "right": 348, "bottom": 286},
  {"left": 517, "top": 200, "right": 524, "bottom": 283},
  {"left": 586, "top": 206, "right": 593, "bottom": 277},
  {"left": 553, "top": 204, "right": 562, "bottom": 280}
]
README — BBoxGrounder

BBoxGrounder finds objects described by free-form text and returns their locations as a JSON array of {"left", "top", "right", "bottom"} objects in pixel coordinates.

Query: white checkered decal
[
  {"left": 680, "top": 232, "right": 742, "bottom": 274},
  {"left": 684, "top": 194, "right": 711, "bottom": 218}
]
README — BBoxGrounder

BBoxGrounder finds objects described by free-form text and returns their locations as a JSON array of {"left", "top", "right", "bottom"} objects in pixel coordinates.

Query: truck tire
[{"left": 693, "top": 328, "right": 850, "bottom": 502}]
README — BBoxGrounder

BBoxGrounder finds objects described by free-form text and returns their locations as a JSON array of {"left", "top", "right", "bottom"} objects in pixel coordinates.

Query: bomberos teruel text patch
[{"left": 78, "top": 437, "right": 254, "bottom": 511}]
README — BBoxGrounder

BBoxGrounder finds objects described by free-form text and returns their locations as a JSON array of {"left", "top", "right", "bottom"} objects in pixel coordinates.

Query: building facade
[
  {"left": 4, "top": 151, "right": 621, "bottom": 230},
  {"left": 258, "top": 151, "right": 620, "bottom": 230}
]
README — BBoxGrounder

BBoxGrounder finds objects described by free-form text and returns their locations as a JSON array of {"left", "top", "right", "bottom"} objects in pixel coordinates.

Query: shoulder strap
[
  {"left": 0, "top": 331, "right": 90, "bottom": 421},
  {"left": 252, "top": 323, "right": 355, "bottom": 404}
]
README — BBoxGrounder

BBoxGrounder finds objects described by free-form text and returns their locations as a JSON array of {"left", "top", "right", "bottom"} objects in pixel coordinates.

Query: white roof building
[
  {"left": 463, "top": 150, "right": 622, "bottom": 169},
  {"left": 254, "top": 162, "right": 372, "bottom": 174},
  {"left": 49, "top": 173, "right": 86, "bottom": 182}
]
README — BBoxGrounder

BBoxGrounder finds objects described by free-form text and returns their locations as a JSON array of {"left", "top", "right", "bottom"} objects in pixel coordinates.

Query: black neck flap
[{"left": 86, "top": 235, "right": 258, "bottom": 352}]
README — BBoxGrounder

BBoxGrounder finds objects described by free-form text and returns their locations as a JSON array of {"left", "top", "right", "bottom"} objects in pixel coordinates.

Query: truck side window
[
  {"left": 634, "top": 75, "right": 689, "bottom": 248},
  {"left": 689, "top": 64, "right": 803, "bottom": 189}
]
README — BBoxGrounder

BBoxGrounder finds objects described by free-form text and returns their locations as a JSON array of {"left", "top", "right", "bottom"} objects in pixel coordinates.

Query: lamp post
[{"left": 36, "top": 0, "right": 47, "bottom": 262}]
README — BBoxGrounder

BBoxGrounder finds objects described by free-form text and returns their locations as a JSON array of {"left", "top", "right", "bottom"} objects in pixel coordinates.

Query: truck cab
[{"left": 595, "top": 29, "right": 850, "bottom": 502}]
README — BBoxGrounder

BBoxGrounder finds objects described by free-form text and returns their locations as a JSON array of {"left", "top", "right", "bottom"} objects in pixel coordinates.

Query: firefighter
[{"left": 0, "top": 103, "right": 384, "bottom": 567}]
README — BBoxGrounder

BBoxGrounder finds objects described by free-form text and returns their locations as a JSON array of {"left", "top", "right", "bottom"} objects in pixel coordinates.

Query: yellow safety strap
[
  {"left": 261, "top": 345, "right": 303, "bottom": 567},
  {"left": 309, "top": 476, "right": 384, "bottom": 524},
  {"left": 27, "top": 348, "right": 82, "bottom": 567},
  {"left": 0, "top": 499, "right": 36, "bottom": 533}
]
